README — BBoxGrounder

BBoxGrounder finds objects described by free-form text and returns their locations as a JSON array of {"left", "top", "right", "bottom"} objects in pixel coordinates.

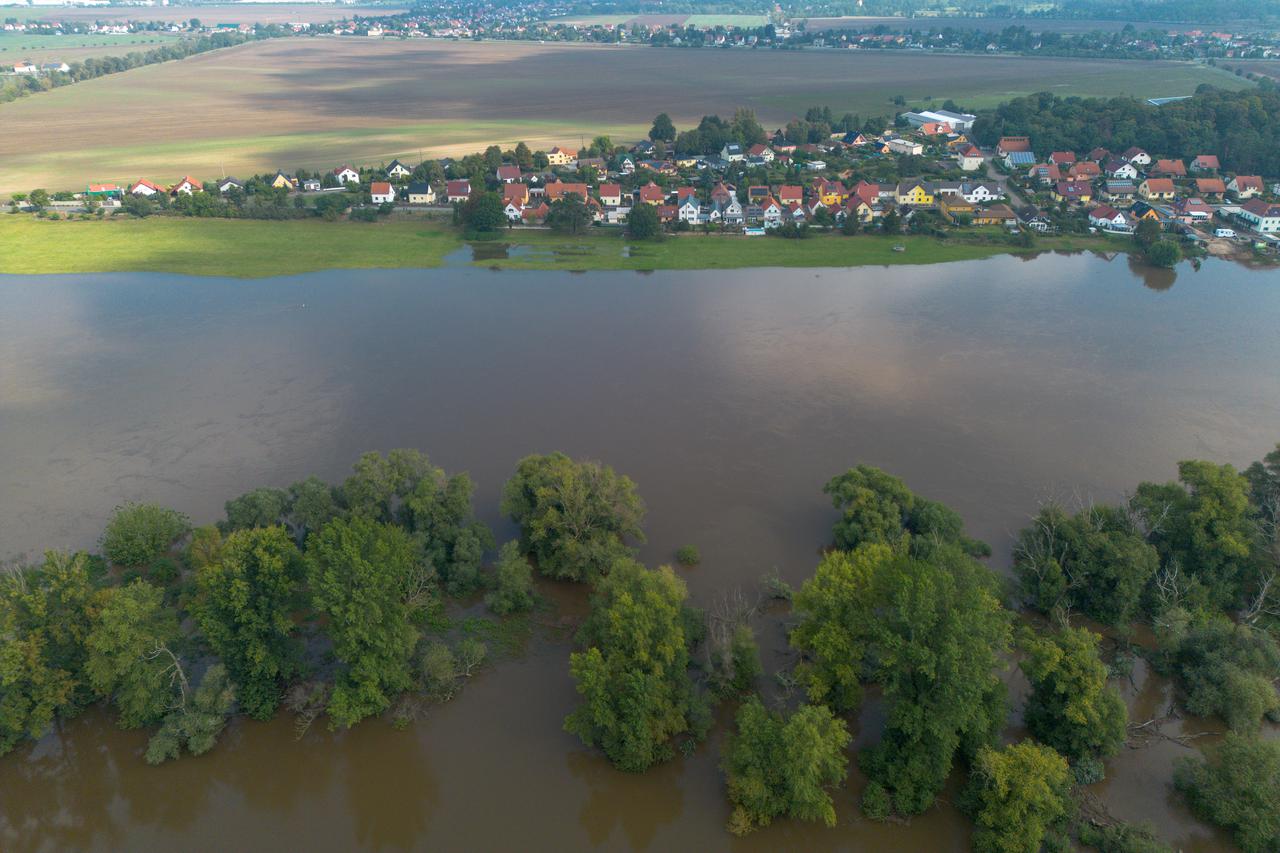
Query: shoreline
[{"left": 0, "top": 215, "right": 1150, "bottom": 278}]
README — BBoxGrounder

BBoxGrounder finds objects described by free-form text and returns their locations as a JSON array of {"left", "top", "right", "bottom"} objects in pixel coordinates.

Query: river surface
[{"left": 1, "top": 253, "right": 1277, "bottom": 851}]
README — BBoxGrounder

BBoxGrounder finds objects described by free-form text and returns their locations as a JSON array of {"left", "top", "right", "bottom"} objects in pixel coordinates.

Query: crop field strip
[{"left": 0, "top": 37, "right": 1249, "bottom": 194}]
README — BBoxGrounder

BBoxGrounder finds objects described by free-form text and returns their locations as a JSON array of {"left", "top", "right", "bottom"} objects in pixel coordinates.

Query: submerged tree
[
  {"left": 85, "top": 580, "right": 181, "bottom": 729},
  {"left": 144, "top": 663, "right": 235, "bottom": 765},
  {"left": 193, "top": 526, "right": 301, "bottom": 720},
  {"left": 306, "top": 517, "right": 430, "bottom": 729},
  {"left": 966, "top": 741, "right": 1073, "bottom": 853},
  {"left": 1020, "top": 626, "right": 1127, "bottom": 770},
  {"left": 502, "top": 452, "right": 646, "bottom": 583},
  {"left": 792, "top": 542, "right": 1010, "bottom": 816},
  {"left": 0, "top": 551, "right": 96, "bottom": 754},
  {"left": 1174, "top": 733, "right": 1280, "bottom": 853},
  {"left": 721, "top": 697, "right": 850, "bottom": 835},
  {"left": 485, "top": 540, "right": 535, "bottom": 616},
  {"left": 564, "top": 560, "right": 700, "bottom": 772}
]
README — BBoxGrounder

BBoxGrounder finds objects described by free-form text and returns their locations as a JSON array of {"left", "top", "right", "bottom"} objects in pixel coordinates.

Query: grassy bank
[
  {"left": 0, "top": 216, "right": 462, "bottom": 278},
  {"left": 0, "top": 215, "right": 1124, "bottom": 278},
  {"left": 477, "top": 228, "right": 1121, "bottom": 271}
]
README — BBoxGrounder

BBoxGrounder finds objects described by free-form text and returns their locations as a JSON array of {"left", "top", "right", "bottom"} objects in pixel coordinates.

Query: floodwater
[{"left": 1, "top": 253, "right": 1277, "bottom": 851}]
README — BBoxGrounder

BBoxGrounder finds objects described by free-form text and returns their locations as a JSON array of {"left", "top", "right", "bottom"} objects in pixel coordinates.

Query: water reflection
[
  {"left": 1127, "top": 254, "right": 1178, "bottom": 290},
  {"left": 0, "top": 254, "right": 1276, "bottom": 851}
]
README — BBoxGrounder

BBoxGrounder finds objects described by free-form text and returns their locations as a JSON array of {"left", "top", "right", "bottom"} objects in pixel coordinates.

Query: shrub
[
  {"left": 675, "top": 544, "right": 701, "bottom": 566},
  {"left": 101, "top": 502, "right": 191, "bottom": 567}
]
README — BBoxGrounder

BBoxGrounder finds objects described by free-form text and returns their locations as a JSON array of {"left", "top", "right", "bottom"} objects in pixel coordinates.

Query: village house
[
  {"left": 171, "top": 176, "right": 203, "bottom": 195},
  {"left": 333, "top": 166, "right": 360, "bottom": 185},
  {"left": 1228, "top": 175, "right": 1263, "bottom": 199},
  {"left": 1129, "top": 201, "right": 1166, "bottom": 223},
  {"left": 746, "top": 143, "right": 774, "bottom": 162},
  {"left": 1101, "top": 181, "right": 1138, "bottom": 206},
  {"left": 778, "top": 185, "right": 803, "bottom": 206},
  {"left": 996, "top": 136, "right": 1032, "bottom": 156},
  {"left": 370, "top": 182, "right": 395, "bottom": 204},
  {"left": 1068, "top": 162, "right": 1101, "bottom": 181},
  {"left": 598, "top": 183, "right": 622, "bottom": 207},
  {"left": 1138, "top": 177, "right": 1176, "bottom": 201},
  {"left": 1151, "top": 158, "right": 1187, "bottom": 178},
  {"left": 961, "top": 182, "right": 1002, "bottom": 204},
  {"left": 1172, "top": 197, "right": 1214, "bottom": 223},
  {"left": 129, "top": 178, "right": 164, "bottom": 197},
  {"left": 446, "top": 179, "right": 472, "bottom": 203},
  {"left": 1194, "top": 177, "right": 1226, "bottom": 199},
  {"left": 387, "top": 160, "right": 412, "bottom": 180},
  {"left": 496, "top": 165, "right": 522, "bottom": 183},
  {"left": 1089, "top": 204, "right": 1133, "bottom": 232},
  {"left": 720, "top": 142, "right": 745, "bottom": 162},
  {"left": 884, "top": 138, "right": 923, "bottom": 156},
  {"left": 544, "top": 181, "right": 589, "bottom": 203},
  {"left": 406, "top": 183, "right": 436, "bottom": 204},
  {"left": 1122, "top": 147, "right": 1152, "bottom": 166},
  {"left": 896, "top": 180, "right": 934, "bottom": 206},
  {"left": 546, "top": 147, "right": 577, "bottom": 167},
  {"left": 1190, "top": 154, "right": 1221, "bottom": 173},
  {"left": 270, "top": 172, "right": 295, "bottom": 190},
  {"left": 1053, "top": 181, "right": 1093, "bottom": 204},
  {"left": 1049, "top": 151, "right": 1076, "bottom": 167},
  {"left": 502, "top": 183, "right": 529, "bottom": 206},
  {"left": 1103, "top": 157, "right": 1139, "bottom": 180},
  {"left": 938, "top": 195, "right": 975, "bottom": 223},
  {"left": 637, "top": 182, "right": 665, "bottom": 205},
  {"left": 302, "top": 179, "right": 322, "bottom": 193},
  {"left": 973, "top": 204, "right": 1017, "bottom": 227},
  {"left": 217, "top": 177, "right": 244, "bottom": 194},
  {"left": 1239, "top": 198, "right": 1280, "bottom": 233},
  {"left": 954, "top": 143, "right": 984, "bottom": 171},
  {"left": 1029, "top": 164, "right": 1062, "bottom": 185}
]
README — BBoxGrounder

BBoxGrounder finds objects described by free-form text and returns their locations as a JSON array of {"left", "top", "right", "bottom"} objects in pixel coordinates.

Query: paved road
[{"left": 982, "top": 152, "right": 1025, "bottom": 207}]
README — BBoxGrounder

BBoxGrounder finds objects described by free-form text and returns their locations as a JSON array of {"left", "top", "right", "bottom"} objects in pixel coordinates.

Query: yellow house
[
  {"left": 895, "top": 181, "right": 934, "bottom": 206},
  {"left": 270, "top": 172, "right": 295, "bottom": 190},
  {"left": 815, "top": 181, "right": 847, "bottom": 206},
  {"left": 845, "top": 198, "right": 875, "bottom": 223},
  {"left": 939, "top": 195, "right": 975, "bottom": 222},
  {"left": 546, "top": 146, "right": 578, "bottom": 167},
  {"left": 1138, "top": 178, "right": 1175, "bottom": 201},
  {"left": 675, "top": 155, "right": 699, "bottom": 168}
]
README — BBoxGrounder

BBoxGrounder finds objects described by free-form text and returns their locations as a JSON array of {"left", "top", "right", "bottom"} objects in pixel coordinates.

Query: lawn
[
  {"left": 0, "top": 37, "right": 1249, "bottom": 195},
  {"left": 0, "top": 215, "right": 1121, "bottom": 278},
  {"left": 0, "top": 216, "right": 462, "bottom": 278}
]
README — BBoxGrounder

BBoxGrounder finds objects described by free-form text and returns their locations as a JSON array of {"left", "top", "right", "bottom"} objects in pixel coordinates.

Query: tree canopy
[
  {"left": 1174, "top": 733, "right": 1280, "bottom": 853},
  {"left": 792, "top": 541, "right": 1010, "bottom": 816},
  {"left": 564, "top": 560, "right": 701, "bottom": 772},
  {"left": 501, "top": 452, "right": 646, "bottom": 583},
  {"left": 193, "top": 526, "right": 301, "bottom": 720},
  {"left": 966, "top": 741, "right": 1073, "bottom": 853},
  {"left": 305, "top": 516, "right": 429, "bottom": 729},
  {"left": 85, "top": 580, "right": 181, "bottom": 729},
  {"left": 101, "top": 502, "right": 190, "bottom": 567},
  {"left": 721, "top": 697, "right": 850, "bottom": 835}
]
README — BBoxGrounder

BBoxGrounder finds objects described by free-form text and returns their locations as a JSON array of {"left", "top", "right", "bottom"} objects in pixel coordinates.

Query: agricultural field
[
  {"left": 1220, "top": 59, "right": 1280, "bottom": 81},
  {"left": 547, "top": 13, "right": 770, "bottom": 27},
  {"left": 0, "top": 36, "right": 1250, "bottom": 194},
  {"left": 0, "top": 32, "right": 183, "bottom": 64},
  {"left": 0, "top": 3, "right": 404, "bottom": 25},
  {"left": 799, "top": 15, "right": 1248, "bottom": 33}
]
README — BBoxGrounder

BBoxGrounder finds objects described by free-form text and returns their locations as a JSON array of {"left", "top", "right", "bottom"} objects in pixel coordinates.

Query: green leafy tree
[
  {"left": 193, "top": 526, "right": 301, "bottom": 720},
  {"left": 144, "top": 663, "right": 235, "bottom": 764},
  {"left": 85, "top": 580, "right": 181, "bottom": 728},
  {"left": 0, "top": 551, "right": 95, "bottom": 754},
  {"left": 1145, "top": 240, "right": 1181, "bottom": 268},
  {"left": 287, "top": 476, "right": 339, "bottom": 540},
  {"left": 547, "top": 195, "right": 592, "bottom": 235},
  {"left": 459, "top": 190, "right": 506, "bottom": 233},
  {"left": 966, "top": 741, "right": 1073, "bottom": 853},
  {"left": 220, "top": 487, "right": 290, "bottom": 532},
  {"left": 101, "top": 502, "right": 190, "bottom": 567},
  {"left": 792, "top": 542, "right": 1010, "bottom": 815},
  {"left": 627, "top": 201, "right": 661, "bottom": 240},
  {"left": 1076, "top": 821, "right": 1173, "bottom": 853},
  {"left": 485, "top": 540, "right": 535, "bottom": 616},
  {"left": 564, "top": 560, "right": 699, "bottom": 772},
  {"left": 730, "top": 107, "right": 766, "bottom": 145},
  {"left": 1245, "top": 443, "right": 1280, "bottom": 521},
  {"left": 649, "top": 112, "right": 676, "bottom": 141},
  {"left": 721, "top": 697, "right": 850, "bottom": 835},
  {"left": 306, "top": 517, "right": 429, "bottom": 729},
  {"left": 823, "top": 465, "right": 989, "bottom": 559},
  {"left": 1159, "top": 615, "right": 1280, "bottom": 730},
  {"left": 514, "top": 141, "right": 533, "bottom": 170},
  {"left": 1174, "top": 733, "right": 1280, "bottom": 853},
  {"left": 1014, "top": 503, "right": 1159, "bottom": 626},
  {"left": 339, "top": 448, "right": 435, "bottom": 522},
  {"left": 1020, "top": 626, "right": 1127, "bottom": 765},
  {"left": 501, "top": 452, "right": 646, "bottom": 583},
  {"left": 1132, "top": 460, "right": 1260, "bottom": 609},
  {"left": 401, "top": 467, "right": 494, "bottom": 596}
]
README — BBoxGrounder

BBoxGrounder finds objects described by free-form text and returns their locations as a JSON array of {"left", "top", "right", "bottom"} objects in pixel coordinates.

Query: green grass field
[
  {"left": 0, "top": 32, "right": 182, "bottom": 63},
  {"left": 0, "top": 215, "right": 1122, "bottom": 278},
  {"left": 0, "top": 216, "right": 461, "bottom": 278}
]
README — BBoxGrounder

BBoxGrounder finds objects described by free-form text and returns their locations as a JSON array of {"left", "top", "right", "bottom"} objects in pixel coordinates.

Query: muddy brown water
[{"left": 1, "top": 253, "right": 1277, "bottom": 851}]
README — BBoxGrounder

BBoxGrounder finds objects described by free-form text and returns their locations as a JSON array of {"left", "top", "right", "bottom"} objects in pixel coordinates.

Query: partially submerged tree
[
  {"left": 101, "top": 502, "right": 190, "bottom": 567},
  {"left": 502, "top": 452, "right": 646, "bottom": 583},
  {"left": 85, "top": 580, "right": 181, "bottom": 729},
  {"left": 564, "top": 560, "right": 701, "bottom": 771},
  {"left": 721, "top": 697, "right": 850, "bottom": 835},
  {"left": 1174, "top": 733, "right": 1280, "bottom": 853},
  {"left": 966, "top": 741, "right": 1073, "bottom": 853}
]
